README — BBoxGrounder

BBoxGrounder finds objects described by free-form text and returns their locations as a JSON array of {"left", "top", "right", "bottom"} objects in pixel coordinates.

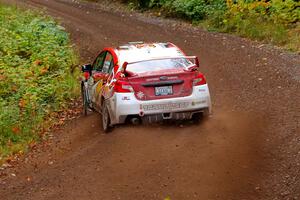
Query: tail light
[
  {"left": 114, "top": 80, "right": 134, "bottom": 93},
  {"left": 193, "top": 73, "right": 206, "bottom": 86}
]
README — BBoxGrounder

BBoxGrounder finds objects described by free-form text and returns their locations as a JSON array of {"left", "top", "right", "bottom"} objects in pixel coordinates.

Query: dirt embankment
[{"left": 0, "top": 0, "right": 299, "bottom": 199}]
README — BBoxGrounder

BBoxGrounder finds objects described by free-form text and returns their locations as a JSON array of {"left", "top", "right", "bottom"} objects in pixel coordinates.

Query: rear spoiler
[{"left": 121, "top": 56, "right": 199, "bottom": 72}]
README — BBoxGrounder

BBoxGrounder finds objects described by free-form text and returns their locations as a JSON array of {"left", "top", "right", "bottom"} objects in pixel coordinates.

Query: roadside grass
[
  {"left": 203, "top": 12, "right": 299, "bottom": 51},
  {"left": 0, "top": 5, "right": 79, "bottom": 162}
]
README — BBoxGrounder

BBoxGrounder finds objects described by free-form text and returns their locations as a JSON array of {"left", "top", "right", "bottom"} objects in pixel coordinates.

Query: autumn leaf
[
  {"left": 28, "top": 141, "right": 36, "bottom": 149},
  {"left": 12, "top": 126, "right": 20, "bottom": 134},
  {"left": 11, "top": 85, "right": 18, "bottom": 92},
  {"left": 19, "top": 99, "right": 26, "bottom": 108},
  {"left": 33, "top": 60, "right": 42, "bottom": 66},
  {"left": 40, "top": 67, "right": 48, "bottom": 75},
  {"left": 0, "top": 75, "right": 6, "bottom": 81}
]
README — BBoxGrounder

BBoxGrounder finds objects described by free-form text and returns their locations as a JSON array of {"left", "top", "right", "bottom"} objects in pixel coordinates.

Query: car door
[
  {"left": 91, "top": 51, "right": 114, "bottom": 110},
  {"left": 103, "top": 55, "right": 118, "bottom": 122},
  {"left": 89, "top": 51, "right": 106, "bottom": 110},
  {"left": 100, "top": 52, "right": 115, "bottom": 100}
]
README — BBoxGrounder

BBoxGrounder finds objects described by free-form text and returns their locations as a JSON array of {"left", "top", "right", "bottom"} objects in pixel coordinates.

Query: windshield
[{"left": 126, "top": 58, "right": 195, "bottom": 74}]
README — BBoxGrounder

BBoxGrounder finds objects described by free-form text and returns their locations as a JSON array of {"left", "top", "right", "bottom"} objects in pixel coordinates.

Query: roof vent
[
  {"left": 128, "top": 41, "right": 144, "bottom": 45},
  {"left": 164, "top": 42, "right": 175, "bottom": 48},
  {"left": 118, "top": 45, "right": 130, "bottom": 50}
]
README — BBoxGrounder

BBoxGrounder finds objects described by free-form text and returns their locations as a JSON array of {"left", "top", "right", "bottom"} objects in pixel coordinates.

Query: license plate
[{"left": 155, "top": 86, "right": 173, "bottom": 96}]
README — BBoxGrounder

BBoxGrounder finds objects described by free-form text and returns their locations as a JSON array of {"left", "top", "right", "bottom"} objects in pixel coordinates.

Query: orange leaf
[
  {"left": 0, "top": 75, "right": 6, "bottom": 81},
  {"left": 19, "top": 99, "right": 26, "bottom": 108},
  {"left": 11, "top": 85, "right": 18, "bottom": 92},
  {"left": 12, "top": 126, "right": 20, "bottom": 134},
  {"left": 33, "top": 60, "right": 42, "bottom": 66},
  {"left": 40, "top": 67, "right": 48, "bottom": 75}
]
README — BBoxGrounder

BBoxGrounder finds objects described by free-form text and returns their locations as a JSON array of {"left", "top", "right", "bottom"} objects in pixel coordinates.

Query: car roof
[{"left": 114, "top": 42, "right": 185, "bottom": 66}]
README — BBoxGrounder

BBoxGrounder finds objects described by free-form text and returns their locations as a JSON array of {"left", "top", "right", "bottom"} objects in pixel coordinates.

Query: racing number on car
[
  {"left": 96, "top": 80, "right": 103, "bottom": 94},
  {"left": 95, "top": 80, "right": 104, "bottom": 105}
]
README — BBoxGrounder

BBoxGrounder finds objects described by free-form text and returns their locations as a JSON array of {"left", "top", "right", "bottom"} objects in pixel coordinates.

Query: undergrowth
[
  {"left": 0, "top": 5, "right": 79, "bottom": 162},
  {"left": 117, "top": 0, "right": 300, "bottom": 52}
]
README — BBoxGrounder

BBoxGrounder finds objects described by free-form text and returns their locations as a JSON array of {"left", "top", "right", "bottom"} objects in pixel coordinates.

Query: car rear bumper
[{"left": 108, "top": 84, "right": 211, "bottom": 124}]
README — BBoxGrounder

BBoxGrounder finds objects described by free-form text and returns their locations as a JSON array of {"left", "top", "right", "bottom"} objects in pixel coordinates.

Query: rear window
[{"left": 126, "top": 58, "right": 194, "bottom": 74}]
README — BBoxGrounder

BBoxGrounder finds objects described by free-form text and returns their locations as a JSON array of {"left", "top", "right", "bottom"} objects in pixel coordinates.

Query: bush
[
  {"left": 269, "top": 0, "right": 300, "bottom": 24},
  {"left": 0, "top": 5, "right": 78, "bottom": 160},
  {"left": 124, "top": 0, "right": 227, "bottom": 20},
  {"left": 165, "top": 0, "right": 226, "bottom": 21},
  {"left": 220, "top": 0, "right": 299, "bottom": 48},
  {"left": 119, "top": 0, "right": 299, "bottom": 51}
]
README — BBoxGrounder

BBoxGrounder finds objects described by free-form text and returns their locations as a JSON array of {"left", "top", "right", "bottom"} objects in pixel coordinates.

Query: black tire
[
  {"left": 102, "top": 101, "right": 113, "bottom": 133},
  {"left": 81, "top": 84, "right": 89, "bottom": 116}
]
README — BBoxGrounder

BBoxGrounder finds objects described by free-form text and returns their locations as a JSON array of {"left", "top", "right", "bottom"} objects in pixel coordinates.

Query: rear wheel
[{"left": 102, "top": 101, "right": 113, "bottom": 133}]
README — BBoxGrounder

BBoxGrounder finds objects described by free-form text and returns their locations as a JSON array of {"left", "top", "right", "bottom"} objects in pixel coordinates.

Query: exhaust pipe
[{"left": 131, "top": 118, "right": 140, "bottom": 125}]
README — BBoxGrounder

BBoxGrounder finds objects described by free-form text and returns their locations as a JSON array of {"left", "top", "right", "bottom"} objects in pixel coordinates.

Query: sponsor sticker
[
  {"left": 191, "top": 100, "right": 206, "bottom": 106},
  {"left": 95, "top": 80, "right": 103, "bottom": 93},
  {"left": 122, "top": 96, "right": 130, "bottom": 100},
  {"left": 136, "top": 91, "right": 145, "bottom": 99},
  {"left": 146, "top": 78, "right": 159, "bottom": 82},
  {"left": 142, "top": 102, "right": 189, "bottom": 111}
]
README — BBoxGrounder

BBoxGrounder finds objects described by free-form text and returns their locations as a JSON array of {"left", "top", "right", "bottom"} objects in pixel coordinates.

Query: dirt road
[{"left": 0, "top": 0, "right": 299, "bottom": 199}]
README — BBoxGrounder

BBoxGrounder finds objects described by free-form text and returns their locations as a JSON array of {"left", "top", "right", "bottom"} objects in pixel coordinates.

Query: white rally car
[{"left": 81, "top": 42, "right": 211, "bottom": 132}]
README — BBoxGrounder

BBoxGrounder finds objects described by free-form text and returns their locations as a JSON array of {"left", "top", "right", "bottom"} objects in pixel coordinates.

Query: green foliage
[
  {"left": 269, "top": 0, "right": 300, "bottom": 24},
  {"left": 0, "top": 5, "right": 78, "bottom": 160},
  {"left": 163, "top": 0, "right": 227, "bottom": 21},
  {"left": 120, "top": 0, "right": 299, "bottom": 51},
  {"left": 120, "top": 0, "right": 151, "bottom": 9},
  {"left": 124, "top": 0, "right": 227, "bottom": 20},
  {"left": 219, "top": 0, "right": 300, "bottom": 49}
]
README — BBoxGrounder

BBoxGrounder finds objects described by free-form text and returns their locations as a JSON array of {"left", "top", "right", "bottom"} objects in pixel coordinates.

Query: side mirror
[{"left": 81, "top": 64, "right": 92, "bottom": 74}]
